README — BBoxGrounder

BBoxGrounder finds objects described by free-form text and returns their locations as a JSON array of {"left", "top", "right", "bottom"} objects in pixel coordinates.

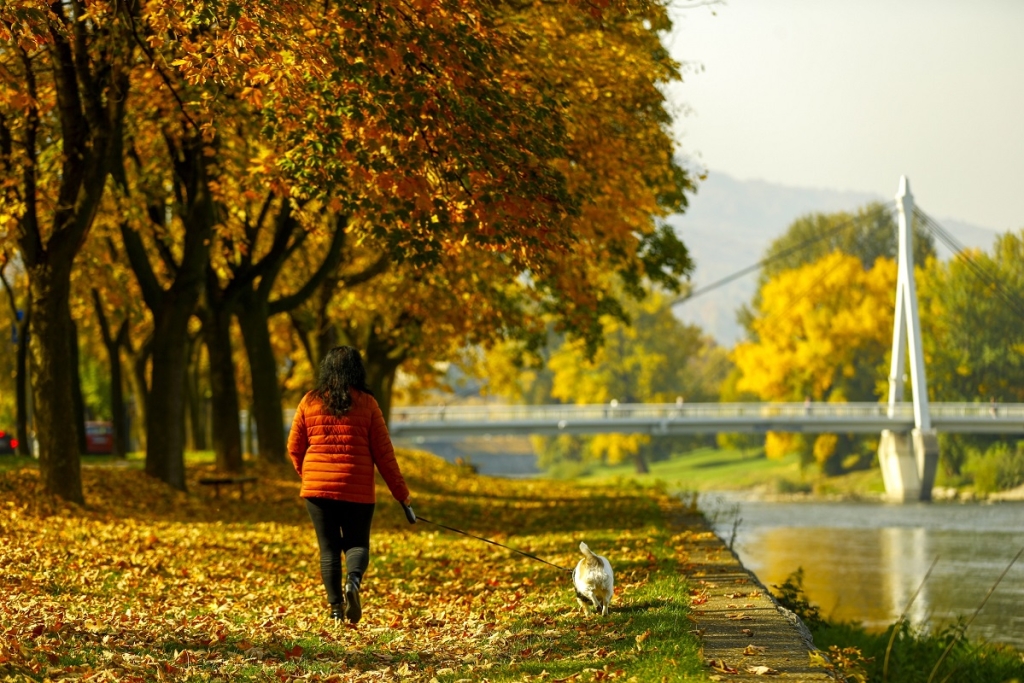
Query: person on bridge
[{"left": 287, "top": 345, "right": 412, "bottom": 625}]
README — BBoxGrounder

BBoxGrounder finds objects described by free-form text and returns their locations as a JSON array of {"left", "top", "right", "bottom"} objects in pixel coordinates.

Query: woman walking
[{"left": 287, "top": 346, "right": 411, "bottom": 624}]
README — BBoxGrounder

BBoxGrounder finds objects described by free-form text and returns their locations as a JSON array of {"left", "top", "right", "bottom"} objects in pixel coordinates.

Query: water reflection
[{"left": 706, "top": 496, "right": 1024, "bottom": 648}]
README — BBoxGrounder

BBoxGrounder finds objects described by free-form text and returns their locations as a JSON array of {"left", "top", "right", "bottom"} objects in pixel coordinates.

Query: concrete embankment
[{"left": 676, "top": 510, "right": 833, "bottom": 681}]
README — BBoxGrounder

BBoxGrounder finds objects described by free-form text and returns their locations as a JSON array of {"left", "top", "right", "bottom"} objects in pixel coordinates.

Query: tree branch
[
  {"left": 119, "top": 223, "right": 163, "bottom": 312},
  {"left": 68, "top": 0, "right": 103, "bottom": 128},
  {"left": 90, "top": 287, "right": 116, "bottom": 349},
  {"left": 340, "top": 252, "right": 390, "bottom": 289},
  {"left": 222, "top": 198, "right": 298, "bottom": 300},
  {"left": 121, "top": 3, "right": 199, "bottom": 133},
  {"left": 16, "top": 47, "right": 42, "bottom": 267},
  {"left": 268, "top": 215, "right": 353, "bottom": 315},
  {"left": 288, "top": 311, "right": 316, "bottom": 368}
]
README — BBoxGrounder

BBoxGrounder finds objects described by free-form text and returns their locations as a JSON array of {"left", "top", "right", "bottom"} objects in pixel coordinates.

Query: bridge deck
[{"left": 389, "top": 402, "right": 1023, "bottom": 437}]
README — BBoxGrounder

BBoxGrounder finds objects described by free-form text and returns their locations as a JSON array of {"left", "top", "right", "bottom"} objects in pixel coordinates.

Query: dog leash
[{"left": 402, "top": 504, "right": 572, "bottom": 573}]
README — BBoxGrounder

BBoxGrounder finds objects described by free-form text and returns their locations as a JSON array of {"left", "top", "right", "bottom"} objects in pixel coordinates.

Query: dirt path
[{"left": 676, "top": 511, "right": 834, "bottom": 682}]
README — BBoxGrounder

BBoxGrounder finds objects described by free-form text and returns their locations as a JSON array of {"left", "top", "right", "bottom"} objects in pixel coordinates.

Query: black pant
[{"left": 305, "top": 498, "right": 375, "bottom": 606}]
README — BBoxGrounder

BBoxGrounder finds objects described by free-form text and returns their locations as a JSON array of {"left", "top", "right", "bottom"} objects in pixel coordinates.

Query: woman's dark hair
[{"left": 313, "top": 346, "right": 373, "bottom": 414}]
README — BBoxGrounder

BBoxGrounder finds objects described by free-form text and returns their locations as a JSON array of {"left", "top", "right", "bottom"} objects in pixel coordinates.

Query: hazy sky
[{"left": 663, "top": 1, "right": 1024, "bottom": 231}]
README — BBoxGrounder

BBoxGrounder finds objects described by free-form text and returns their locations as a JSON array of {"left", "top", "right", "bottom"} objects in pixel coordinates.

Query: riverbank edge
[
  {"left": 676, "top": 508, "right": 834, "bottom": 681},
  {"left": 699, "top": 483, "right": 1024, "bottom": 504}
]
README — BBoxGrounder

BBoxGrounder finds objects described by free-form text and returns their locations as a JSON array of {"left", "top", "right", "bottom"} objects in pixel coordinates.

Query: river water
[{"left": 702, "top": 494, "right": 1024, "bottom": 649}]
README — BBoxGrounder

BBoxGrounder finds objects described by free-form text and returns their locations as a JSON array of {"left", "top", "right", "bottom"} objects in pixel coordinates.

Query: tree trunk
[
  {"left": 237, "top": 211, "right": 349, "bottom": 464},
  {"left": 27, "top": 272, "right": 83, "bottom": 503},
  {"left": 185, "top": 337, "right": 209, "bottom": 451},
  {"left": 203, "top": 307, "right": 244, "bottom": 473},
  {"left": 107, "top": 323, "right": 129, "bottom": 458},
  {"left": 92, "top": 287, "right": 130, "bottom": 459},
  {"left": 69, "top": 317, "right": 88, "bottom": 454},
  {"left": 1, "top": 279, "right": 32, "bottom": 458},
  {"left": 633, "top": 451, "right": 649, "bottom": 475},
  {"left": 237, "top": 295, "right": 287, "bottom": 464},
  {"left": 360, "top": 318, "right": 408, "bottom": 425},
  {"left": 144, "top": 298, "right": 196, "bottom": 491},
  {"left": 15, "top": 307, "right": 31, "bottom": 457},
  {"left": 315, "top": 317, "right": 339, "bottom": 369},
  {"left": 183, "top": 334, "right": 198, "bottom": 451},
  {"left": 124, "top": 339, "right": 150, "bottom": 454},
  {"left": 7, "top": 0, "right": 131, "bottom": 502},
  {"left": 108, "top": 345, "right": 127, "bottom": 458},
  {"left": 120, "top": 132, "right": 215, "bottom": 490},
  {"left": 364, "top": 358, "right": 401, "bottom": 425}
]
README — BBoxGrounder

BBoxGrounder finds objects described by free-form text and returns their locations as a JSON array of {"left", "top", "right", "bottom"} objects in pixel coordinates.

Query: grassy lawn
[
  {"left": 574, "top": 446, "right": 888, "bottom": 498},
  {"left": 0, "top": 450, "right": 218, "bottom": 474},
  {"left": 0, "top": 450, "right": 709, "bottom": 682}
]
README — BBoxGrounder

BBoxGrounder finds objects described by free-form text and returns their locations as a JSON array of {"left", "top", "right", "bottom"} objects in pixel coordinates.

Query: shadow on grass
[
  {"left": 613, "top": 598, "right": 673, "bottom": 615},
  {"left": 39, "top": 627, "right": 409, "bottom": 680},
  {"left": 1, "top": 449, "right": 667, "bottom": 541}
]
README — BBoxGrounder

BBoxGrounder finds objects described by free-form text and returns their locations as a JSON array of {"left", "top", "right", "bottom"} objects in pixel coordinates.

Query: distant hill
[{"left": 667, "top": 172, "right": 1001, "bottom": 348}]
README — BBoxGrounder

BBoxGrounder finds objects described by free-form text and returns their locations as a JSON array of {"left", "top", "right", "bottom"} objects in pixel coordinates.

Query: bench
[{"left": 198, "top": 475, "right": 258, "bottom": 501}]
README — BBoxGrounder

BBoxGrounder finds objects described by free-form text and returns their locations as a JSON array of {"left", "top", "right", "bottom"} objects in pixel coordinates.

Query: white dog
[{"left": 573, "top": 542, "right": 614, "bottom": 615}]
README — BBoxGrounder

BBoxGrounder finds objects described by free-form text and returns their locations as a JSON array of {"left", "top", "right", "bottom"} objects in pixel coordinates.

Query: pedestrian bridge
[
  {"left": 389, "top": 401, "right": 1024, "bottom": 438},
  {"left": 390, "top": 177, "right": 1014, "bottom": 504}
]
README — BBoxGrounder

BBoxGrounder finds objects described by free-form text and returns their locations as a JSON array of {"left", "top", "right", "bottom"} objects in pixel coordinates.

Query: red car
[
  {"left": 0, "top": 429, "right": 18, "bottom": 455},
  {"left": 85, "top": 422, "right": 114, "bottom": 455}
]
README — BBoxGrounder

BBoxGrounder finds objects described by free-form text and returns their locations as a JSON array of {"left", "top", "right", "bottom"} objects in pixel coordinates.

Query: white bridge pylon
[{"left": 878, "top": 176, "right": 939, "bottom": 502}]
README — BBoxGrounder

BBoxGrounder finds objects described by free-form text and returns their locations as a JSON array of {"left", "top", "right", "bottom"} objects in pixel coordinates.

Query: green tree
[
  {"left": 917, "top": 231, "right": 1024, "bottom": 478},
  {"left": 918, "top": 231, "right": 1024, "bottom": 403},
  {"left": 761, "top": 202, "right": 934, "bottom": 281},
  {"left": 0, "top": 2, "right": 135, "bottom": 502}
]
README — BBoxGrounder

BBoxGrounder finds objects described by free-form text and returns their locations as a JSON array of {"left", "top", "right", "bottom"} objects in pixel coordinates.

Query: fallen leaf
[
  {"left": 746, "top": 665, "right": 780, "bottom": 675},
  {"left": 707, "top": 659, "right": 739, "bottom": 674}
]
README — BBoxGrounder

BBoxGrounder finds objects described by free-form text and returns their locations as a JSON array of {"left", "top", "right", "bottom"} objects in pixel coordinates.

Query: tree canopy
[
  {"left": 0, "top": 0, "right": 698, "bottom": 502},
  {"left": 918, "top": 231, "right": 1024, "bottom": 403}
]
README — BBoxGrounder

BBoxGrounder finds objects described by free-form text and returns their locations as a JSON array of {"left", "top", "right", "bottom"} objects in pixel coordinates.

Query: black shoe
[
  {"left": 344, "top": 582, "right": 362, "bottom": 624},
  {"left": 329, "top": 603, "right": 345, "bottom": 622}
]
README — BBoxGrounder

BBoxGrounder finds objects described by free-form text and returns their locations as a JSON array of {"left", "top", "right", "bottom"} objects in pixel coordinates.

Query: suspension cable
[
  {"left": 671, "top": 201, "right": 896, "bottom": 306},
  {"left": 914, "top": 207, "right": 1024, "bottom": 322}
]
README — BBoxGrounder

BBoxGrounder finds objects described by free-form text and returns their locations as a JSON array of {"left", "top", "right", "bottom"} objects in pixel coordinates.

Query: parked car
[
  {"left": 0, "top": 429, "right": 17, "bottom": 455},
  {"left": 85, "top": 421, "right": 114, "bottom": 455}
]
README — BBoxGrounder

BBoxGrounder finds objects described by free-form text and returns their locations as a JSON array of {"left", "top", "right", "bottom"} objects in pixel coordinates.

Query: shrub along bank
[{"left": 772, "top": 570, "right": 1024, "bottom": 683}]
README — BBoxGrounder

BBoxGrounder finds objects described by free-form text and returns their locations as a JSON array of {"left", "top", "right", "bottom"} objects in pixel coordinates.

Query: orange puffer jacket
[{"left": 287, "top": 389, "right": 410, "bottom": 504}]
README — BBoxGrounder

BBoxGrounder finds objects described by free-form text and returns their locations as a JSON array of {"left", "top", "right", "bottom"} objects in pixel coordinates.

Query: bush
[
  {"left": 774, "top": 569, "right": 1024, "bottom": 683},
  {"left": 965, "top": 441, "right": 1024, "bottom": 493},
  {"left": 770, "top": 476, "right": 812, "bottom": 495},
  {"left": 771, "top": 568, "right": 827, "bottom": 630},
  {"left": 814, "top": 618, "right": 1024, "bottom": 683},
  {"left": 545, "top": 459, "right": 593, "bottom": 480}
]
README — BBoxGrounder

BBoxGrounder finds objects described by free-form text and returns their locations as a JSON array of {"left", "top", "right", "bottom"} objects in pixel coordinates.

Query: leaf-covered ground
[{"left": 0, "top": 451, "right": 708, "bottom": 682}]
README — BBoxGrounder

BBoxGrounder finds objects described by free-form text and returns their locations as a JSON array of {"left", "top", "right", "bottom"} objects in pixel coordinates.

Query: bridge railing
[
  {"left": 931, "top": 402, "right": 1023, "bottom": 418},
  {"left": 392, "top": 401, "right": 1024, "bottom": 419},
  {"left": 388, "top": 401, "right": 1024, "bottom": 437},
  {"left": 391, "top": 401, "right": 915, "bottom": 422}
]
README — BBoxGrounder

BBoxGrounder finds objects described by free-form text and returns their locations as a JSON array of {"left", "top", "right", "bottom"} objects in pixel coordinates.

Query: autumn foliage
[
  {"left": 0, "top": 453, "right": 704, "bottom": 681},
  {"left": 0, "top": 0, "right": 695, "bottom": 503},
  {"left": 733, "top": 252, "right": 896, "bottom": 405},
  {"left": 732, "top": 251, "right": 897, "bottom": 470}
]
